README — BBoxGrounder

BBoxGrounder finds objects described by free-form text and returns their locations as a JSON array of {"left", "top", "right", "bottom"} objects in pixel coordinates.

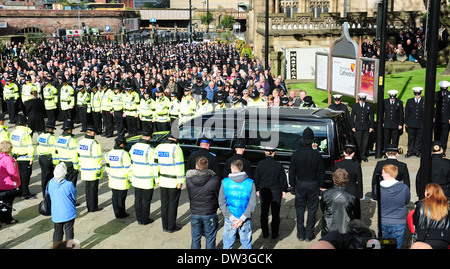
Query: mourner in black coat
[
  {"left": 25, "top": 90, "right": 46, "bottom": 136},
  {"left": 416, "top": 141, "right": 450, "bottom": 198},
  {"left": 333, "top": 144, "right": 363, "bottom": 219}
]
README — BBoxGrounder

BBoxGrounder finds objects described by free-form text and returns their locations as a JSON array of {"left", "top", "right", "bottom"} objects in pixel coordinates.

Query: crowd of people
[
  {"left": 362, "top": 24, "right": 449, "bottom": 65},
  {"left": 0, "top": 37, "right": 449, "bottom": 250}
]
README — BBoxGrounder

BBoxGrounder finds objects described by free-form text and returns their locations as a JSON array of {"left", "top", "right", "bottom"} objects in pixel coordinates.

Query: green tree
[
  {"left": 200, "top": 12, "right": 213, "bottom": 25},
  {"left": 219, "top": 15, "right": 235, "bottom": 29}
]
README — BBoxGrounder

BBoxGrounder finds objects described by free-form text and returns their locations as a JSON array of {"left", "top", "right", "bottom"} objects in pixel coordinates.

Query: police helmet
[
  {"left": 62, "top": 119, "right": 74, "bottom": 130},
  {"left": 15, "top": 114, "right": 27, "bottom": 125}
]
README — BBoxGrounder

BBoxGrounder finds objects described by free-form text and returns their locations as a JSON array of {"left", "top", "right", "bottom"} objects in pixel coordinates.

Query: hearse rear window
[{"left": 245, "top": 121, "right": 329, "bottom": 155}]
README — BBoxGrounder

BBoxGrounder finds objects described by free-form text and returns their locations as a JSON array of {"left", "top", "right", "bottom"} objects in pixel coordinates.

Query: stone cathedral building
[{"left": 247, "top": 0, "right": 428, "bottom": 78}]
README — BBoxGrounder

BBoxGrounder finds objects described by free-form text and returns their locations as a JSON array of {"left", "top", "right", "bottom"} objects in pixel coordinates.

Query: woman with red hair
[{"left": 412, "top": 183, "right": 450, "bottom": 249}]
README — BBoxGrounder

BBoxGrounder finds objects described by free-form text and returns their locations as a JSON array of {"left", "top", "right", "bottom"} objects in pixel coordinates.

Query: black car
[{"left": 166, "top": 107, "right": 359, "bottom": 187}]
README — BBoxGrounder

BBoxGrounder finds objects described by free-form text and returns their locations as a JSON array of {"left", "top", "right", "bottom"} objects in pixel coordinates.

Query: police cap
[
  {"left": 433, "top": 141, "right": 443, "bottom": 152},
  {"left": 385, "top": 144, "right": 398, "bottom": 153},
  {"left": 234, "top": 138, "right": 246, "bottom": 149}
]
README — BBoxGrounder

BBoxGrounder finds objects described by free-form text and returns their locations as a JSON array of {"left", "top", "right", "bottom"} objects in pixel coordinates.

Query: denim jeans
[
  {"left": 190, "top": 213, "right": 219, "bottom": 249},
  {"left": 382, "top": 223, "right": 406, "bottom": 249},
  {"left": 222, "top": 218, "right": 252, "bottom": 249}
]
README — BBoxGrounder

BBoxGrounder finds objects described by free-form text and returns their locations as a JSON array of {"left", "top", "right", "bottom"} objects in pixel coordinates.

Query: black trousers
[
  {"left": 53, "top": 218, "right": 75, "bottom": 244},
  {"left": 126, "top": 116, "right": 138, "bottom": 136},
  {"left": 0, "top": 189, "right": 21, "bottom": 223},
  {"left": 435, "top": 122, "right": 450, "bottom": 152},
  {"left": 111, "top": 189, "right": 128, "bottom": 218},
  {"left": 60, "top": 109, "right": 72, "bottom": 121},
  {"left": 160, "top": 187, "right": 181, "bottom": 231},
  {"left": 407, "top": 127, "right": 422, "bottom": 154},
  {"left": 102, "top": 110, "right": 114, "bottom": 136},
  {"left": 92, "top": 112, "right": 102, "bottom": 135},
  {"left": 156, "top": 121, "right": 170, "bottom": 132},
  {"left": 134, "top": 188, "right": 154, "bottom": 224},
  {"left": 46, "top": 109, "right": 57, "bottom": 125},
  {"left": 383, "top": 127, "right": 399, "bottom": 148},
  {"left": 78, "top": 106, "right": 88, "bottom": 132},
  {"left": 354, "top": 130, "right": 370, "bottom": 159},
  {"left": 39, "top": 154, "right": 54, "bottom": 195},
  {"left": 85, "top": 180, "right": 99, "bottom": 212},
  {"left": 259, "top": 187, "right": 282, "bottom": 236},
  {"left": 17, "top": 160, "right": 32, "bottom": 197},
  {"left": 141, "top": 121, "right": 153, "bottom": 135},
  {"left": 294, "top": 181, "right": 319, "bottom": 239},
  {"left": 5, "top": 99, "right": 17, "bottom": 123},
  {"left": 114, "top": 111, "right": 125, "bottom": 137}
]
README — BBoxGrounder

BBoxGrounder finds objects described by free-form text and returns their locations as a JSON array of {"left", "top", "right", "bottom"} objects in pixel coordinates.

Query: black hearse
[{"left": 164, "top": 107, "right": 358, "bottom": 187}]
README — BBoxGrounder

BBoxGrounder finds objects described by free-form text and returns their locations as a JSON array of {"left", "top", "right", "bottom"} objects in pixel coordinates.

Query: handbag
[{"left": 39, "top": 184, "right": 51, "bottom": 216}]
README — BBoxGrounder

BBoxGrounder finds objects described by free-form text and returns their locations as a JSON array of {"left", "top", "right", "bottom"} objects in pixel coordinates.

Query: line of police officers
[{"left": 329, "top": 80, "right": 450, "bottom": 161}]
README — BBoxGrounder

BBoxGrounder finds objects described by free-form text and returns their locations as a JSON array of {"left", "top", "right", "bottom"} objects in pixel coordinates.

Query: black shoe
[
  {"left": 263, "top": 233, "right": 269, "bottom": 239},
  {"left": 139, "top": 219, "right": 154, "bottom": 225},
  {"left": 271, "top": 233, "right": 279, "bottom": 239},
  {"left": 415, "top": 153, "right": 421, "bottom": 157},
  {"left": 6, "top": 219, "right": 18, "bottom": 225},
  {"left": 89, "top": 207, "right": 103, "bottom": 212},
  {"left": 297, "top": 236, "right": 305, "bottom": 242},
  {"left": 306, "top": 235, "right": 316, "bottom": 242},
  {"left": 23, "top": 194, "right": 37, "bottom": 199},
  {"left": 405, "top": 153, "right": 412, "bottom": 158},
  {"left": 116, "top": 213, "right": 129, "bottom": 219},
  {"left": 363, "top": 158, "right": 369, "bottom": 162},
  {"left": 168, "top": 226, "right": 181, "bottom": 233}
]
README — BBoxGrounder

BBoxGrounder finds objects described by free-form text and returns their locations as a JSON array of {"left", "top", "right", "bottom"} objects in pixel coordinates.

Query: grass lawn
[{"left": 290, "top": 65, "right": 450, "bottom": 118}]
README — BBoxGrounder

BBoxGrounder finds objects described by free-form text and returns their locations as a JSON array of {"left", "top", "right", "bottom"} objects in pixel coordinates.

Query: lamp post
[
  {"left": 375, "top": 0, "right": 387, "bottom": 159},
  {"left": 264, "top": 0, "right": 269, "bottom": 70},
  {"left": 418, "top": 0, "right": 441, "bottom": 200}
]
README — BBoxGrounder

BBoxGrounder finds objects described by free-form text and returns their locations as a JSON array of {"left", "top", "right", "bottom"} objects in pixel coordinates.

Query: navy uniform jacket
[
  {"left": 404, "top": 97, "right": 423, "bottom": 129},
  {"left": 186, "top": 148, "right": 220, "bottom": 176},
  {"left": 383, "top": 98, "right": 403, "bottom": 129},
  {"left": 223, "top": 153, "right": 252, "bottom": 179},
  {"left": 350, "top": 102, "right": 374, "bottom": 131},
  {"left": 371, "top": 158, "right": 410, "bottom": 199},
  {"left": 333, "top": 158, "right": 363, "bottom": 199},
  {"left": 435, "top": 90, "right": 450, "bottom": 123},
  {"left": 329, "top": 103, "right": 350, "bottom": 118}
]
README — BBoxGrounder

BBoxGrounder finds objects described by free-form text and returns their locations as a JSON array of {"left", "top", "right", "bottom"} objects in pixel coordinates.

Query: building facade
[{"left": 247, "top": 0, "right": 427, "bottom": 76}]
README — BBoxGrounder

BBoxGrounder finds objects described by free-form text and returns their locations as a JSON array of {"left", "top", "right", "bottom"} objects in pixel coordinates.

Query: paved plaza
[{"left": 0, "top": 119, "right": 424, "bottom": 250}]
